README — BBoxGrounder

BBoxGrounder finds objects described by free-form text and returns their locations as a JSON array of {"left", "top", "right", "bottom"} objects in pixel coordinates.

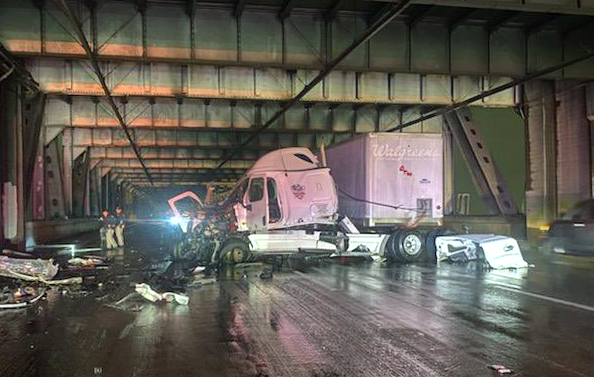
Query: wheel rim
[
  {"left": 230, "top": 247, "right": 244, "bottom": 263},
  {"left": 402, "top": 234, "right": 422, "bottom": 256}
]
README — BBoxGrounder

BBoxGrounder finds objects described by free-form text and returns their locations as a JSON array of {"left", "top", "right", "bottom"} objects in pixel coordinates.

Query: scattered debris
[
  {"left": 68, "top": 257, "right": 104, "bottom": 267},
  {"left": 0, "top": 290, "right": 45, "bottom": 309},
  {"left": 435, "top": 235, "right": 528, "bottom": 269},
  {"left": 135, "top": 283, "right": 189, "bottom": 305},
  {"left": 192, "top": 276, "right": 216, "bottom": 286},
  {"left": 2, "top": 249, "right": 35, "bottom": 259},
  {"left": 192, "top": 266, "right": 206, "bottom": 274},
  {"left": 489, "top": 365, "right": 514, "bottom": 374},
  {"left": 260, "top": 268, "right": 273, "bottom": 280},
  {"left": 0, "top": 255, "right": 58, "bottom": 281}
]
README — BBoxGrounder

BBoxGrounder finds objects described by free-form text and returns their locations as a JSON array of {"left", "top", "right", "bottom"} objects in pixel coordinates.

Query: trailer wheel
[
  {"left": 219, "top": 239, "right": 251, "bottom": 265},
  {"left": 385, "top": 230, "right": 402, "bottom": 263},
  {"left": 393, "top": 230, "right": 426, "bottom": 263},
  {"left": 425, "top": 228, "right": 455, "bottom": 264}
]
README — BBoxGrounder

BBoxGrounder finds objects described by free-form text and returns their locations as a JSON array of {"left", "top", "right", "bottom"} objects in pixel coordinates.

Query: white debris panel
[{"left": 435, "top": 234, "right": 528, "bottom": 269}]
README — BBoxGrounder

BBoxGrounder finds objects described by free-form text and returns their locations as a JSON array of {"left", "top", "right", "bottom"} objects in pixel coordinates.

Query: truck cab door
[{"left": 246, "top": 176, "right": 267, "bottom": 231}]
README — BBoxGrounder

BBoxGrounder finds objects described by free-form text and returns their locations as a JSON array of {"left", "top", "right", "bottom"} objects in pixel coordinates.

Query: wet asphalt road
[{"left": 1, "top": 225, "right": 594, "bottom": 377}]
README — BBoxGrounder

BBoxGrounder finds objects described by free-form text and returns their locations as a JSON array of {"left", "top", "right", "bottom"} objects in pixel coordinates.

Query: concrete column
[
  {"left": 555, "top": 80, "right": 590, "bottom": 214},
  {"left": 525, "top": 80, "right": 557, "bottom": 236},
  {"left": 0, "top": 77, "right": 25, "bottom": 247}
]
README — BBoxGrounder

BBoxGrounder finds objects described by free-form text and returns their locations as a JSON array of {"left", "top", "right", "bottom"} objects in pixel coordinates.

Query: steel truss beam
[
  {"left": 449, "top": 8, "right": 479, "bottom": 30},
  {"left": 214, "top": 0, "right": 415, "bottom": 173},
  {"left": 33, "top": 60, "right": 521, "bottom": 107},
  {"left": 387, "top": 49, "right": 594, "bottom": 132},
  {"left": 325, "top": 0, "right": 348, "bottom": 22},
  {"left": 87, "top": 147, "right": 264, "bottom": 161},
  {"left": 444, "top": 108, "right": 517, "bottom": 215},
  {"left": 278, "top": 0, "right": 297, "bottom": 19},
  {"left": 111, "top": 167, "right": 246, "bottom": 174},
  {"left": 406, "top": 4, "right": 434, "bottom": 28},
  {"left": 94, "top": 159, "right": 253, "bottom": 169},
  {"left": 58, "top": 0, "right": 153, "bottom": 186},
  {"left": 485, "top": 10, "right": 518, "bottom": 32},
  {"left": 525, "top": 14, "right": 561, "bottom": 35}
]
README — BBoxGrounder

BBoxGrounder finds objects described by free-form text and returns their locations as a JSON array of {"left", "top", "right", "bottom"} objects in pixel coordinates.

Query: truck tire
[
  {"left": 425, "top": 228, "right": 455, "bottom": 264},
  {"left": 219, "top": 239, "right": 252, "bottom": 265},
  {"left": 385, "top": 230, "right": 402, "bottom": 263},
  {"left": 392, "top": 230, "right": 426, "bottom": 263}
]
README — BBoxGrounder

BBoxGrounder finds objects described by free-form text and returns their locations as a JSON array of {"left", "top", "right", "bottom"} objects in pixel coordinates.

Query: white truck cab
[{"left": 229, "top": 147, "right": 338, "bottom": 232}]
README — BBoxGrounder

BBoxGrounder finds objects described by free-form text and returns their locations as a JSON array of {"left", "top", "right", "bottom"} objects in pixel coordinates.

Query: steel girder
[
  {"left": 72, "top": 149, "right": 90, "bottom": 217},
  {"left": 31, "top": 60, "right": 520, "bottom": 107},
  {"left": 387, "top": 49, "right": 594, "bottom": 132},
  {"left": 215, "top": 0, "right": 415, "bottom": 172},
  {"left": 444, "top": 108, "right": 518, "bottom": 215},
  {"left": 58, "top": 0, "right": 154, "bottom": 185},
  {"left": 44, "top": 136, "right": 66, "bottom": 220},
  {"left": 2, "top": 2, "right": 593, "bottom": 79}
]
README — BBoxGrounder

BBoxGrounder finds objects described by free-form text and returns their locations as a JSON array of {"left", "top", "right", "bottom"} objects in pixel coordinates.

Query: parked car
[{"left": 547, "top": 199, "right": 594, "bottom": 255}]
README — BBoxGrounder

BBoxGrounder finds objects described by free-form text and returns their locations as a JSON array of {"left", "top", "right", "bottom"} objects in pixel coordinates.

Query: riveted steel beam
[
  {"left": 449, "top": 8, "right": 479, "bottom": 30},
  {"left": 444, "top": 108, "right": 518, "bottom": 215},
  {"left": 278, "top": 0, "right": 298, "bottom": 20},
  {"left": 324, "top": 0, "right": 348, "bottom": 22},
  {"left": 525, "top": 13, "right": 561, "bottom": 35},
  {"left": 485, "top": 10, "right": 518, "bottom": 33},
  {"left": 214, "top": 0, "right": 414, "bottom": 174},
  {"left": 58, "top": 0, "right": 153, "bottom": 186},
  {"left": 387, "top": 50, "right": 594, "bottom": 132},
  {"left": 406, "top": 4, "right": 434, "bottom": 28}
]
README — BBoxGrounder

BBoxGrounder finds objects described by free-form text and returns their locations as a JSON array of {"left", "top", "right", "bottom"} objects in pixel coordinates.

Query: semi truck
[{"left": 168, "top": 135, "right": 527, "bottom": 268}]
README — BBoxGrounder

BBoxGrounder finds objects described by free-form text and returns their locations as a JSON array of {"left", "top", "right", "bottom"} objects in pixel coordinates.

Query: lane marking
[{"left": 494, "top": 282, "right": 594, "bottom": 313}]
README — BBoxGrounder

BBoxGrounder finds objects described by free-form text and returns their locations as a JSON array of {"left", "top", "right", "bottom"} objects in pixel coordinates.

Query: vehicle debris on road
[
  {"left": 489, "top": 364, "right": 514, "bottom": 374},
  {"left": 435, "top": 234, "right": 528, "bottom": 269},
  {"left": 135, "top": 283, "right": 189, "bottom": 305},
  {"left": 0, "top": 255, "right": 58, "bottom": 281}
]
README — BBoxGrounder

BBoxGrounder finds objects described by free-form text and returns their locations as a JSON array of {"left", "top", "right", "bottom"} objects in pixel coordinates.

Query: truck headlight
[{"left": 311, "top": 203, "right": 330, "bottom": 216}]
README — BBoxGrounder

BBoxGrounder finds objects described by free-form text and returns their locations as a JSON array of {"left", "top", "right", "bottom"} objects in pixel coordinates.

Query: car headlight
[{"left": 539, "top": 224, "right": 550, "bottom": 232}]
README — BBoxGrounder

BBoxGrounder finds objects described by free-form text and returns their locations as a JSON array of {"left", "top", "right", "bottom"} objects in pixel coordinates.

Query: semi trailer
[
  {"left": 168, "top": 139, "right": 527, "bottom": 268},
  {"left": 325, "top": 133, "right": 445, "bottom": 262}
]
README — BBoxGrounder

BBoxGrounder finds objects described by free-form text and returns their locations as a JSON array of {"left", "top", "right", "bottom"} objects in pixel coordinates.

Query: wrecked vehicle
[
  {"left": 168, "top": 148, "right": 346, "bottom": 264},
  {"left": 168, "top": 145, "right": 527, "bottom": 269}
]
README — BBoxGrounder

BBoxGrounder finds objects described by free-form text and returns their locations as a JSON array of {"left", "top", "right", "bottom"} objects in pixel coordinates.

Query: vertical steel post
[
  {"left": 444, "top": 107, "right": 519, "bottom": 215},
  {"left": 45, "top": 137, "right": 66, "bottom": 220},
  {"left": 525, "top": 81, "right": 557, "bottom": 234}
]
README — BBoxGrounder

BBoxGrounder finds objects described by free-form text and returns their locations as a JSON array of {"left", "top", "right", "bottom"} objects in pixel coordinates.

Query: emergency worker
[
  {"left": 114, "top": 205, "right": 126, "bottom": 247},
  {"left": 100, "top": 209, "right": 118, "bottom": 249}
]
